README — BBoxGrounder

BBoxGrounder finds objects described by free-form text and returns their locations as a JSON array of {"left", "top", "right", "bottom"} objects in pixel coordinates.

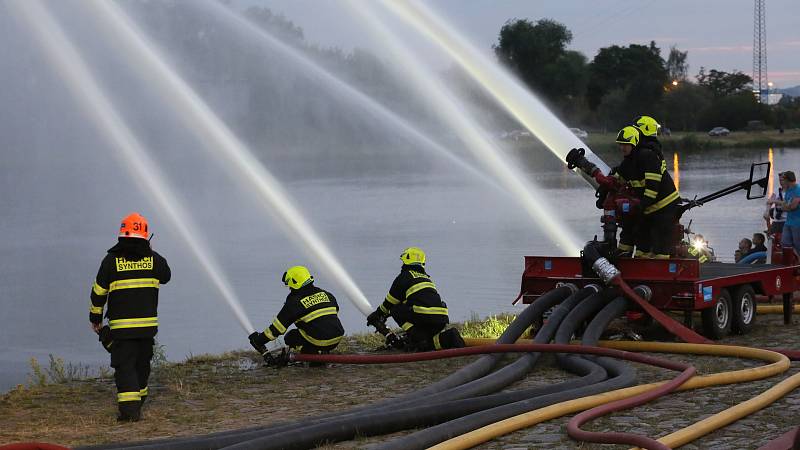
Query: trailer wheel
[
  {"left": 702, "top": 288, "right": 732, "bottom": 339},
  {"left": 732, "top": 285, "right": 757, "bottom": 334}
]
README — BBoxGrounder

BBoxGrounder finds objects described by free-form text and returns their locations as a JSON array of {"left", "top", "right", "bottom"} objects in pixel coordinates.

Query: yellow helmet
[
  {"left": 282, "top": 265, "right": 313, "bottom": 290},
  {"left": 615, "top": 126, "right": 640, "bottom": 147},
  {"left": 400, "top": 247, "right": 426, "bottom": 266},
  {"left": 633, "top": 115, "right": 660, "bottom": 137}
]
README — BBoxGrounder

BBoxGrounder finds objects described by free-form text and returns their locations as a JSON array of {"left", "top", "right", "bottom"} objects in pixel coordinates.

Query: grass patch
[
  {"left": 26, "top": 355, "right": 105, "bottom": 387},
  {"left": 458, "top": 313, "right": 517, "bottom": 339}
]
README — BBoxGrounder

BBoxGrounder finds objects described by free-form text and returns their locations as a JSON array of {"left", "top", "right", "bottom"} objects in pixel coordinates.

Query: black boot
[
  {"left": 439, "top": 328, "right": 465, "bottom": 349},
  {"left": 117, "top": 401, "right": 141, "bottom": 422}
]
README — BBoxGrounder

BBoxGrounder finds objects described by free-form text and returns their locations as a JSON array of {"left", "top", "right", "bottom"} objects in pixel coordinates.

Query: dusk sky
[{"left": 244, "top": 0, "right": 800, "bottom": 88}]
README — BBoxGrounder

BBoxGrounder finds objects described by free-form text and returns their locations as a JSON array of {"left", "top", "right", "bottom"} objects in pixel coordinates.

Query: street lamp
[{"left": 672, "top": 80, "right": 679, "bottom": 86}]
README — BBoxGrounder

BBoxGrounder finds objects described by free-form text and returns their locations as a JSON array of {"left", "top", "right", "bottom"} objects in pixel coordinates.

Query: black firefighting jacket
[
  {"left": 90, "top": 238, "right": 171, "bottom": 339},
  {"left": 378, "top": 265, "right": 449, "bottom": 330},
  {"left": 262, "top": 284, "right": 344, "bottom": 347},
  {"left": 613, "top": 145, "right": 679, "bottom": 215}
]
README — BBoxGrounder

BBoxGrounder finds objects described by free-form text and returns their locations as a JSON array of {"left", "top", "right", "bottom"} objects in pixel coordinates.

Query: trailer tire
[
  {"left": 702, "top": 288, "right": 732, "bottom": 339},
  {"left": 732, "top": 285, "right": 757, "bottom": 334}
]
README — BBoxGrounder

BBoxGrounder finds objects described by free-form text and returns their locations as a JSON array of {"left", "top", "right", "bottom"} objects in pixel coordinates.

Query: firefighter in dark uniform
[
  {"left": 366, "top": 247, "right": 464, "bottom": 351},
  {"left": 613, "top": 125, "right": 680, "bottom": 258},
  {"left": 633, "top": 115, "right": 664, "bottom": 160},
  {"left": 249, "top": 266, "right": 344, "bottom": 356},
  {"left": 90, "top": 213, "right": 171, "bottom": 422}
]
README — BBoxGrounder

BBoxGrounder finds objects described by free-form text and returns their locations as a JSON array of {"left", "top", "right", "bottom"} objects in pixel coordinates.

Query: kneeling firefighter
[
  {"left": 89, "top": 213, "right": 171, "bottom": 422},
  {"left": 249, "top": 266, "right": 345, "bottom": 359},
  {"left": 367, "top": 247, "right": 464, "bottom": 351}
]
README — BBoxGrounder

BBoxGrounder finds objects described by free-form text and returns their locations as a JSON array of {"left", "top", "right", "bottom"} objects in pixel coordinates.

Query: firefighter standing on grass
[
  {"left": 367, "top": 247, "right": 465, "bottom": 351},
  {"left": 90, "top": 213, "right": 171, "bottom": 422},
  {"left": 249, "top": 266, "right": 345, "bottom": 357},
  {"left": 613, "top": 124, "right": 680, "bottom": 258}
]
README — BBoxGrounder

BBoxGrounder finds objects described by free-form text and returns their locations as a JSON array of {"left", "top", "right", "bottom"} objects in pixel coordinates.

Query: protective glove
[
  {"left": 98, "top": 325, "right": 113, "bottom": 353},
  {"left": 248, "top": 331, "right": 268, "bottom": 353},
  {"left": 366, "top": 309, "right": 387, "bottom": 328}
]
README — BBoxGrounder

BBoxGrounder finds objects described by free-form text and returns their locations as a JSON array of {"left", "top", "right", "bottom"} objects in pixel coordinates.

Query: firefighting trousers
[
  {"left": 284, "top": 329, "right": 340, "bottom": 354},
  {"left": 637, "top": 202, "right": 679, "bottom": 257},
  {"left": 390, "top": 304, "right": 463, "bottom": 351},
  {"left": 110, "top": 338, "right": 153, "bottom": 409}
]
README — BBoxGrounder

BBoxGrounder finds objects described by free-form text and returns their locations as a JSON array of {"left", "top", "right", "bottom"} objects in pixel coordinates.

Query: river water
[{"left": 0, "top": 145, "right": 797, "bottom": 391}]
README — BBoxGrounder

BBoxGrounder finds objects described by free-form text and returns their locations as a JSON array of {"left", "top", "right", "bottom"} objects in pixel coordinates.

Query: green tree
[
  {"left": 596, "top": 88, "right": 629, "bottom": 131},
  {"left": 696, "top": 68, "right": 753, "bottom": 97},
  {"left": 665, "top": 46, "right": 688, "bottom": 81},
  {"left": 586, "top": 42, "right": 668, "bottom": 113},
  {"left": 493, "top": 19, "right": 585, "bottom": 102},
  {"left": 698, "top": 92, "right": 765, "bottom": 130},
  {"left": 658, "top": 82, "right": 712, "bottom": 131}
]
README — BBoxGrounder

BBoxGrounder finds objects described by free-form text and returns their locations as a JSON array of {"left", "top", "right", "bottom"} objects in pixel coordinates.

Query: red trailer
[
  {"left": 550, "top": 152, "right": 800, "bottom": 339},
  {"left": 519, "top": 255, "right": 800, "bottom": 339}
]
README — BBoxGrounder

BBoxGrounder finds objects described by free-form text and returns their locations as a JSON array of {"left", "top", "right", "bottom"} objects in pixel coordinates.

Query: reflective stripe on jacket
[
  {"left": 262, "top": 285, "right": 344, "bottom": 345},
  {"left": 379, "top": 266, "right": 449, "bottom": 325}
]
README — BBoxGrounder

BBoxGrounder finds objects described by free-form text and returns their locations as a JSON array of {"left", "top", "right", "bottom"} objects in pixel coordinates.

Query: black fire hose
[
  {"left": 376, "top": 289, "right": 637, "bottom": 450},
  {"left": 409, "top": 285, "right": 597, "bottom": 402},
  {"left": 79, "top": 287, "right": 577, "bottom": 450}
]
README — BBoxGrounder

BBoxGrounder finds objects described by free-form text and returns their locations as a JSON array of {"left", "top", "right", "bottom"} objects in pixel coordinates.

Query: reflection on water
[{"left": 0, "top": 147, "right": 798, "bottom": 391}]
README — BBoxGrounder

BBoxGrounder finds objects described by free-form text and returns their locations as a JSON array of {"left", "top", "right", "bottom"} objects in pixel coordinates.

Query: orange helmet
[{"left": 119, "top": 213, "right": 149, "bottom": 239}]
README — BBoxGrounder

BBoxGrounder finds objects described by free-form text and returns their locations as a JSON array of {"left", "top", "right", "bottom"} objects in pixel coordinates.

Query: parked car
[
  {"left": 708, "top": 127, "right": 730, "bottom": 136},
  {"left": 569, "top": 128, "right": 589, "bottom": 139},
  {"left": 500, "top": 129, "right": 532, "bottom": 141}
]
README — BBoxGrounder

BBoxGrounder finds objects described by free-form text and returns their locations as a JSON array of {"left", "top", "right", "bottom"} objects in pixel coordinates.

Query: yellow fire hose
[
  {"left": 431, "top": 339, "right": 792, "bottom": 450},
  {"left": 757, "top": 304, "right": 800, "bottom": 314}
]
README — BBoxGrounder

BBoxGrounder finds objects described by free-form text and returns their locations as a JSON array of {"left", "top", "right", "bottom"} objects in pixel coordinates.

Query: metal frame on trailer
[{"left": 519, "top": 256, "right": 800, "bottom": 337}]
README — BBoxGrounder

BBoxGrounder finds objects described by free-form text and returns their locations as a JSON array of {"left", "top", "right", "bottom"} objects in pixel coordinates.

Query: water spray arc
[
  {"left": 195, "top": 0, "right": 499, "bottom": 192},
  {"left": 379, "top": 0, "right": 611, "bottom": 177},
  {"left": 8, "top": 0, "right": 255, "bottom": 333},
  {"left": 81, "top": 0, "right": 373, "bottom": 315},
  {"left": 346, "top": 1, "right": 581, "bottom": 254}
]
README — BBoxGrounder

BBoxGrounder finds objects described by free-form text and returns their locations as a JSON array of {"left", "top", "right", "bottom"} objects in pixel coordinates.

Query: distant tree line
[
  {"left": 122, "top": 3, "right": 799, "bottom": 143},
  {"left": 491, "top": 18, "right": 800, "bottom": 132}
]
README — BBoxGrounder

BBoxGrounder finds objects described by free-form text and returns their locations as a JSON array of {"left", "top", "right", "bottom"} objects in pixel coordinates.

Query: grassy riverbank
[{"left": 2, "top": 313, "right": 800, "bottom": 449}]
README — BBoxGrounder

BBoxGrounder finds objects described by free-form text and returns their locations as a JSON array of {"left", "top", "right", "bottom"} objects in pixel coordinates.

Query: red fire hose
[
  {"left": 567, "top": 363, "right": 696, "bottom": 450},
  {"left": 611, "top": 276, "right": 712, "bottom": 345},
  {"left": 756, "top": 426, "right": 800, "bottom": 450},
  {"left": 292, "top": 343, "right": 688, "bottom": 371},
  {"left": 0, "top": 444, "right": 70, "bottom": 450}
]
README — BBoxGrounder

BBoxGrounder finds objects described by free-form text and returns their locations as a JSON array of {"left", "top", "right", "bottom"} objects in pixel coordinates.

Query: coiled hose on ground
[
  {"left": 433, "top": 341, "right": 791, "bottom": 450},
  {"left": 375, "top": 288, "right": 639, "bottom": 450}
]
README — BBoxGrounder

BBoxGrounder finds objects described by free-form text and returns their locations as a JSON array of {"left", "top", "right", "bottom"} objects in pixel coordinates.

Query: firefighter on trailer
[
  {"left": 613, "top": 125, "right": 680, "bottom": 258},
  {"left": 632, "top": 115, "right": 664, "bottom": 160},
  {"left": 366, "top": 247, "right": 465, "bottom": 351},
  {"left": 90, "top": 213, "right": 171, "bottom": 422},
  {"left": 249, "top": 266, "right": 345, "bottom": 357}
]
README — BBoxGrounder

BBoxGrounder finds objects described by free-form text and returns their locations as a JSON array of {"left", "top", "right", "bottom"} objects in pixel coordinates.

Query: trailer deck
[{"left": 520, "top": 255, "right": 800, "bottom": 339}]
